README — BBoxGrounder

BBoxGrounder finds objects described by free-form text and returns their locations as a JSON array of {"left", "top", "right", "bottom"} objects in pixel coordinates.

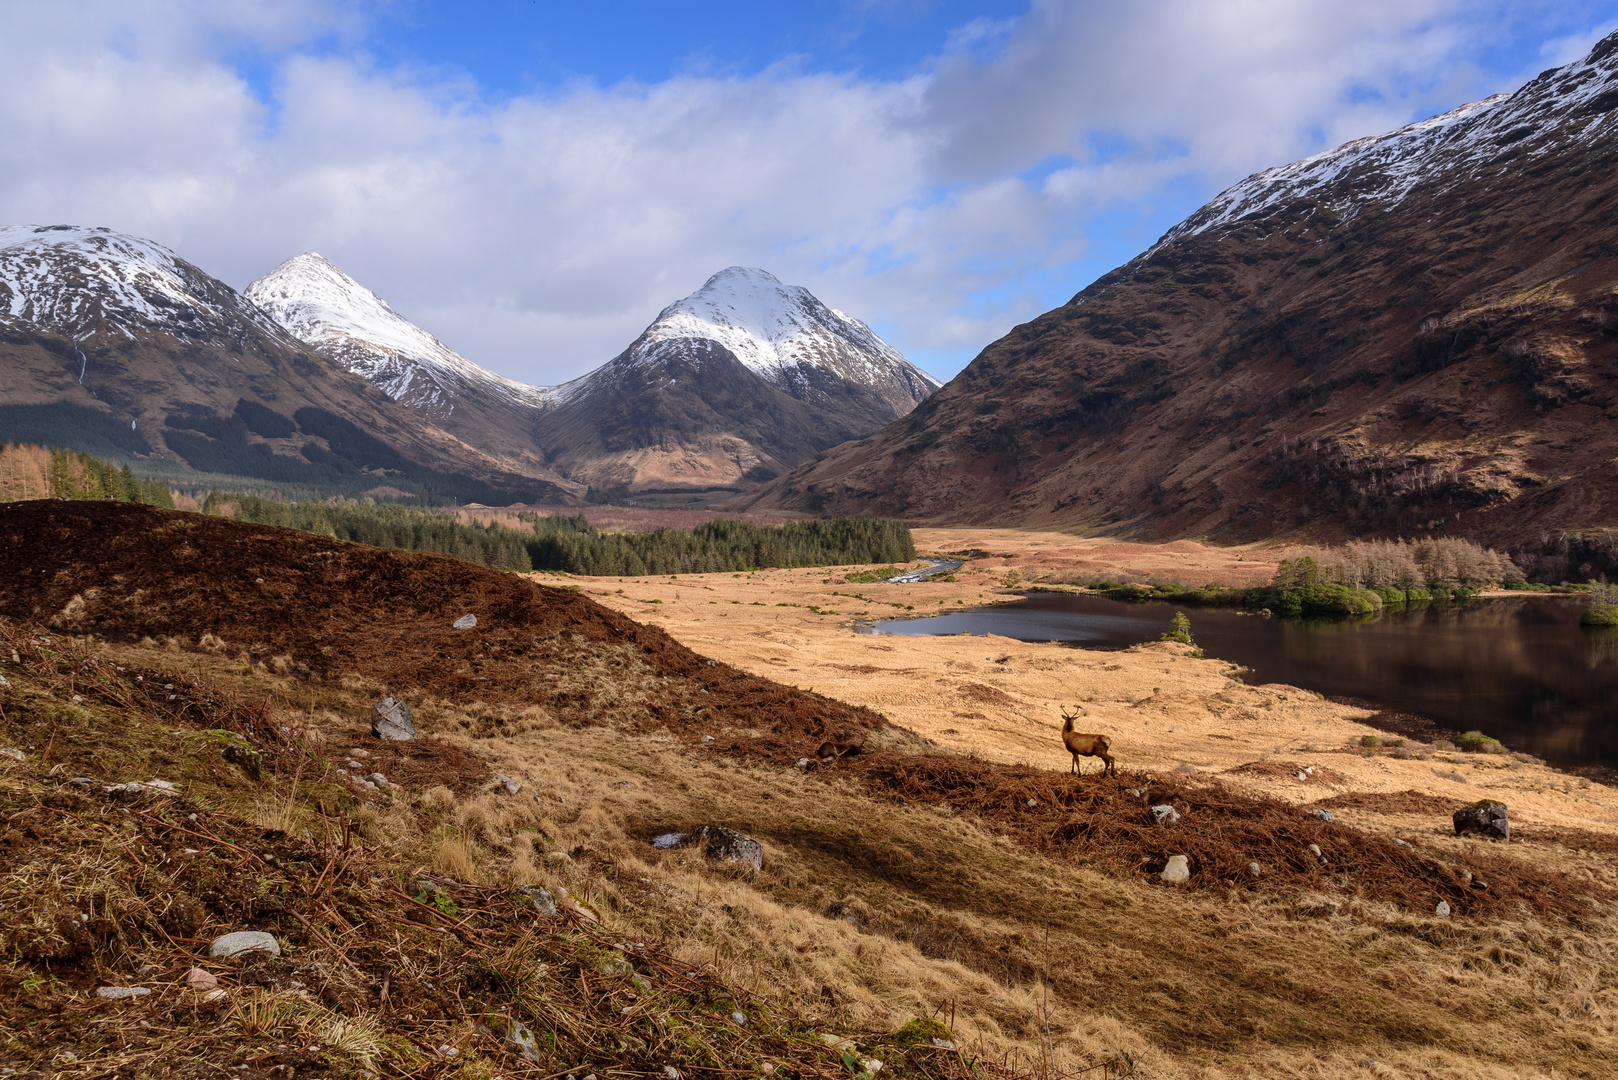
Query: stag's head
[{"left": 1060, "top": 705, "right": 1081, "bottom": 725}]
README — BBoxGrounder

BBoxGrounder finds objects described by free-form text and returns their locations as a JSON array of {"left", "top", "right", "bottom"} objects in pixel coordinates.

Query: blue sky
[{"left": 4, "top": 1, "right": 1618, "bottom": 382}]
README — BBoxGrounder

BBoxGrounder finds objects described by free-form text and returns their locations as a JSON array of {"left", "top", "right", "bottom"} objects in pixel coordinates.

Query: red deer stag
[{"left": 1061, "top": 707, "right": 1115, "bottom": 777}]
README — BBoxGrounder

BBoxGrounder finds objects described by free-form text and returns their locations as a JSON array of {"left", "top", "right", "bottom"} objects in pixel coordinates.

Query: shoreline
[{"left": 562, "top": 526, "right": 1618, "bottom": 841}]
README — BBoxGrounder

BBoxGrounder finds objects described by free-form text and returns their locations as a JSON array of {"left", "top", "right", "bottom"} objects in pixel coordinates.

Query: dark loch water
[{"left": 857, "top": 593, "right": 1618, "bottom": 771}]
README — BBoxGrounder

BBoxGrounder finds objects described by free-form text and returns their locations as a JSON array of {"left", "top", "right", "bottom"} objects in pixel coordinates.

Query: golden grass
[{"left": 11, "top": 623, "right": 1618, "bottom": 1079}]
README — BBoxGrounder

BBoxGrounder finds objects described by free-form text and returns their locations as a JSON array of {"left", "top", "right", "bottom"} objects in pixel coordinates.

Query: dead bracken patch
[{"left": 1311, "top": 789, "right": 1460, "bottom": 816}]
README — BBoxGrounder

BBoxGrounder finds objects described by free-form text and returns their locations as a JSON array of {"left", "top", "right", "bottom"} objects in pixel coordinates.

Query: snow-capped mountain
[
  {"left": 249, "top": 256, "right": 937, "bottom": 499},
  {"left": 0, "top": 225, "right": 575, "bottom": 503},
  {"left": 1, "top": 225, "right": 286, "bottom": 347},
  {"left": 1158, "top": 32, "right": 1618, "bottom": 248},
  {"left": 246, "top": 253, "right": 561, "bottom": 416},
  {"left": 530, "top": 267, "right": 940, "bottom": 498},
  {"left": 626, "top": 267, "right": 939, "bottom": 414},
  {"left": 736, "top": 28, "right": 1618, "bottom": 541}
]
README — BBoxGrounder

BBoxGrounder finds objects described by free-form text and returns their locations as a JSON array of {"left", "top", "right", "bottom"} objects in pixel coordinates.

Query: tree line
[
  {"left": 0, "top": 443, "right": 174, "bottom": 507},
  {"left": 211, "top": 496, "right": 914, "bottom": 575}
]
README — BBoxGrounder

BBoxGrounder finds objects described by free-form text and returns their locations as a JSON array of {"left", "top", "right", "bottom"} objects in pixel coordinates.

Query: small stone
[
  {"left": 69, "top": 776, "right": 94, "bottom": 788},
  {"left": 365, "top": 772, "right": 391, "bottom": 791},
  {"left": 186, "top": 968, "right": 218, "bottom": 990},
  {"left": 594, "top": 953, "right": 632, "bottom": 977},
  {"left": 504, "top": 1018, "right": 542, "bottom": 1063},
  {"left": 520, "top": 885, "right": 557, "bottom": 916},
  {"left": 370, "top": 697, "right": 416, "bottom": 741},
  {"left": 1394, "top": 838, "right": 1413, "bottom": 848},
  {"left": 95, "top": 986, "right": 151, "bottom": 999},
  {"left": 1453, "top": 799, "right": 1510, "bottom": 841},
  {"left": 1160, "top": 855, "right": 1191, "bottom": 883},
  {"left": 794, "top": 757, "right": 813, "bottom": 769},
  {"left": 1314, "top": 809, "right": 1334, "bottom": 823},
  {"left": 700, "top": 735, "right": 715, "bottom": 743},
  {"left": 0, "top": 748, "right": 24, "bottom": 763},
  {"left": 1435, "top": 901, "right": 1451, "bottom": 916},
  {"left": 452, "top": 613, "right": 478, "bottom": 630},
  {"left": 1026, "top": 798, "right": 1038, "bottom": 808},
  {"left": 731, "top": 1011, "right": 747, "bottom": 1025},
  {"left": 208, "top": 931, "right": 280, "bottom": 959},
  {"left": 1247, "top": 862, "right": 1262, "bottom": 877},
  {"left": 664, "top": 1067, "right": 681, "bottom": 1080},
  {"left": 1150, "top": 804, "right": 1181, "bottom": 826},
  {"left": 1471, "top": 878, "right": 1488, "bottom": 890},
  {"left": 346, "top": 760, "right": 363, "bottom": 770},
  {"left": 202, "top": 988, "right": 228, "bottom": 1003},
  {"left": 1296, "top": 771, "right": 1308, "bottom": 782},
  {"left": 652, "top": 831, "right": 689, "bottom": 849},
  {"left": 1309, "top": 843, "right": 1326, "bottom": 862},
  {"left": 493, "top": 773, "right": 522, "bottom": 795}
]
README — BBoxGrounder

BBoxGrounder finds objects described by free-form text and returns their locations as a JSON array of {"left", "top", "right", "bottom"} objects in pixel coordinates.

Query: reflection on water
[{"left": 858, "top": 593, "right": 1617, "bottom": 770}]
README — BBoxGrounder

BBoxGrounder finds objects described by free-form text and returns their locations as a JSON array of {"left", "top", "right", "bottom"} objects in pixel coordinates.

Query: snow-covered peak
[
  {"left": 1157, "top": 28, "right": 1618, "bottom": 248},
  {"left": 628, "top": 266, "right": 940, "bottom": 411},
  {"left": 247, "top": 253, "right": 560, "bottom": 412},
  {"left": 0, "top": 224, "right": 283, "bottom": 343}
]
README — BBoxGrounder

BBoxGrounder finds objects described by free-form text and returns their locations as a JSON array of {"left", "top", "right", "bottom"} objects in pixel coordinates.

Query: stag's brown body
[{"left": 1061, "top": 710, "right": 1115, "bottom": 776}]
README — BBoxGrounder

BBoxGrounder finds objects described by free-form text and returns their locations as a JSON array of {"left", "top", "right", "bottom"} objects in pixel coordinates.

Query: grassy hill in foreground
[{"left": 0, "top": 501, "right": 1613, "bottom": 1078}]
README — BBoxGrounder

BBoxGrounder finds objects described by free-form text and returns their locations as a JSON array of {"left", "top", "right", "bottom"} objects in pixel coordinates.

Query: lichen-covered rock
[
  {"left": 1453, "top": 799, "right": 1510, "bottom": 840},
  {"left": 208, "top": 931, "right": 280, "bottom": 959},
  {"left": 370, "top": 698, "right": 416, "bottom": 741},
  {"left": 694, "top": 825, "right": 764, "bottom": 871}
]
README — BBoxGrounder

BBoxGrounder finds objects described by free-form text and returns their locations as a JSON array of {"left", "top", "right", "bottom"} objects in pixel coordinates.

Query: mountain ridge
[
  {"left": 0, "top": 225, "right": 577, "bottom": 503},
  {"left": 731, "top": 27, "right": 1618, "bottom": 546},
  {"left": 251, "top": 258, "right": 939, "bottom": 501}
]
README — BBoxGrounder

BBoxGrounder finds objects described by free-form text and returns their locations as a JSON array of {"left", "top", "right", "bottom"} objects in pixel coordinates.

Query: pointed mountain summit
[
  {"left": 0, "top": 225, "right": 571, "bottom": 503},
  {"left": 251, "top": 256, "right": 937, "bottom": 503},
  {"left": 737, "top": 27, "right": 1618, "bottom": 544},
  {"left": 246, "top": 253, "right": 559, "bottom": 415},
  {"left": 246, "top": 253, "right": 572, "bottom": 484},
  {"left": 635, "top": 267, "right": 939, "bottom": 415},
  {"left": 533, "top": 268, "right": 939, "bottom": 500}
]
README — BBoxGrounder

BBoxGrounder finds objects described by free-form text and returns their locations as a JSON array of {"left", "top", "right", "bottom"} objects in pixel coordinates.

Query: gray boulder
[
  {"left": 1453, "top": 799, "right": 1509, "bottom": 840},
  {"left": 370, "top": 698, "right": 416, "bottom": 741},
  {"left": 208, "top": 931, "right": 280, "bottom": 959},
  {"left": 694, "top": 825, "right": 764, "bottom": 871},
  {"left": 520, "top": 885, "right": 557, "bottom": 916}
]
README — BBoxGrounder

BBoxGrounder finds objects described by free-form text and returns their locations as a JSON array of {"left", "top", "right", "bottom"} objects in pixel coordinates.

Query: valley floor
[
  {"left": 3, "top": 510, "right": 1615, "bottom": 1080},
  {"left": 575, "top": 527, "right": 1618, "bottom": 841}
]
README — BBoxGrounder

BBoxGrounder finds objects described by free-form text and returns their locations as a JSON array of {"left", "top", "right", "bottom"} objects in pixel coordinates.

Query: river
[{"left": 857, "top": 592, "right": 1618, "bottom": 772}]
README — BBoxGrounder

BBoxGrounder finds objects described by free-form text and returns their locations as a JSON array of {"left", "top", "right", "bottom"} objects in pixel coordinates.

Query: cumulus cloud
[{"left": 1, "top": 0, "right": 1611, "bottom": 382}]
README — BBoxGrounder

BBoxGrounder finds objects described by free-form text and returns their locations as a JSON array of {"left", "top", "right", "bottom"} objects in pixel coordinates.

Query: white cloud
[{"left": 1, "top": 0, "right": 1612, "bottom": 383}]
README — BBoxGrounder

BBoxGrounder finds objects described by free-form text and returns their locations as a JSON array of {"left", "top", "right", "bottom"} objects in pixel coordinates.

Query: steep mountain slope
[
  {"left": 535, "top": 267, "right": 940, "bottom": 498},
  {"left": 245, "top": 254, "right": 569, "bottom": 480},
  {"left": 736, "top": 30, "right": 1618, "bottom": 546},
  {"left": 0, "top": 225, "right": 574, "bottom": 502}
]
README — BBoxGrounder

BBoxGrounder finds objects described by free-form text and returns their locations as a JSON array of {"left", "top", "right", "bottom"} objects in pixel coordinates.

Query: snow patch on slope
[
  {"left": 247, "top": 253, "right": 561, "bottom": 412},
  {"left": 0, "top": 224, "right": 283, "bottom": 344},
  {"left": 1158, "top": 29, "right": 1618, "bottom": 248},
  {"left": 630, "top": 267, "right": 940, "bottom": 406}
]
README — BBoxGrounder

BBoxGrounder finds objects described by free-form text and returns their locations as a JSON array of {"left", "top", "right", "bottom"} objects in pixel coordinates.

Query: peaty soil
[
  {"left": 0, "top": 500, "right": 886, "bottom": 751},
  {"left": 0, "top": 500, "right": 1603, "bottom": 924}
]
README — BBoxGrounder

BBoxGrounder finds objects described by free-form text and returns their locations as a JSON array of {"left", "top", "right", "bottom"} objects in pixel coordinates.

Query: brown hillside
[
  {"left": 0, "top": 500, "right": 882, "bottom": 747},
  {"left": 734, "top": 31, "right": 1618, "bottom": 548}
]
